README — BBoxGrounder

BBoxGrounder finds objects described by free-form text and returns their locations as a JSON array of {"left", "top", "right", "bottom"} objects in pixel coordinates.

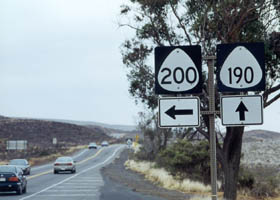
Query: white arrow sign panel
[
  {"left": 159, "top": 97, "right": 200, "bottom": 128},
  {"left": 221, "top": 95, "right": 263, "bottom": 126}
]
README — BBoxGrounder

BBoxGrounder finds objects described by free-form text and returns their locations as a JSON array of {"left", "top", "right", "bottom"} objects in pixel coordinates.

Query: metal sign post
[{"left": 205, "top": 56, "right": 218, "bottom": 200}]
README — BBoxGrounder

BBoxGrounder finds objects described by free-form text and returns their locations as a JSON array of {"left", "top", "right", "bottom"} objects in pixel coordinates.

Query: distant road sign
[
  {"left": 155, "top": 46, "right": 202, "bottom": 94},
  {"left": 217, "top": 43, "right": 265, "bottom": 92},
  {"left": 221, "top": 95, "right": 263, "bottom": 126},
  {"left": 158, "top": 97, "right": 200, "bottom": 127}
]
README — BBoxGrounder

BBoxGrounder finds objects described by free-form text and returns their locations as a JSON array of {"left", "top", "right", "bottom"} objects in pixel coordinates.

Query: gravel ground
[{"left": 100, "top": 148, "right": 192, "bottom": 200}]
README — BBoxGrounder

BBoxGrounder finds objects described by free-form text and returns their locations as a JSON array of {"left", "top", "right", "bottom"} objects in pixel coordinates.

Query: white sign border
[
  {"left": 158, "top": 96, "right": 201, "bottom": 128},
  {"left": 220, "top": 94, "right": 264, "bottom": 126}
]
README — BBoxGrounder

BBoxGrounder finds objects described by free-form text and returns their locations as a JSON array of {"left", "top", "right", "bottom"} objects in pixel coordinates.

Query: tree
[{"left": 119, "top": 0, "right": 280, "bottom": 200}]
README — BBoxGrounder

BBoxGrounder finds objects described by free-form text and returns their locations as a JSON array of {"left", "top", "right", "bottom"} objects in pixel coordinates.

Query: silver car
[
  {"left": 101, "top": 141, "right": 109, "bottom": 147},
  {"left": 53, "top": 157, "right": 76, "bottom": 174}
]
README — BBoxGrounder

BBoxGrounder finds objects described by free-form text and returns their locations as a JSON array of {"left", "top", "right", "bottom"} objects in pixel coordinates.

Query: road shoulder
[{"left": 100, "top": 149, "right": 190, "bottom": 200}]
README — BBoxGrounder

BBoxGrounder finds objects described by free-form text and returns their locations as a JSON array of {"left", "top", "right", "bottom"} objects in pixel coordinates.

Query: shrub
[
  {"left": 238, "top": 166, "right": 255, "bottom": 190},
  {"left": 251, "top": 178, "right": 279, "bottom": 198},
  {"left": 239, "top": 165, "right": 280, "bottom": 198},
  {"left": 156, "top": 140, "right": 211, "bottom": 184},
  {"left": 133, "top": 146, "right": 156, "bottom": 161}
]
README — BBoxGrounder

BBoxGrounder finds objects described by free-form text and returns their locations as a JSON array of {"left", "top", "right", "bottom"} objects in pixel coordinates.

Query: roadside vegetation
[
  {"left": 126, "top": 138, "right": 280, "bottom": 200},
  {"left": 0, "top": 144, "right": 86, "bottom": 166},
  {"left": 119, "top": 0, "right": 280, "bottom": 199}
]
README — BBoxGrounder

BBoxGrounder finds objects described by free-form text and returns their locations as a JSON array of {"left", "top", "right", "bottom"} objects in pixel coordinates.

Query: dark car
[
  {"left": 9, "top": 159, "right": 31, "bottom": 175},
  {"left": 0, "top": 165, "right": 27, "bottom": 195}
]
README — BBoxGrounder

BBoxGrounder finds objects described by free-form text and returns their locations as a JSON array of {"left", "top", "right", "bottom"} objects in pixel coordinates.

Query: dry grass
[
  {"left": 132, "top": 142, "right": 141, "bottom": 153},
  {"left": 28, "top": 145, "right": 87, "bottom": 166},
  {"left": 125, "top": 159, "right": 280, "bottom": 200},
  {"left": 0, "top": 161, "right": 7, "bottom": 165},
  {"left": 0, "top": 145, "right": 86, "bottom": 166},
  {"left": 125, "top": 159, "right": 211, "bottom": 193}
]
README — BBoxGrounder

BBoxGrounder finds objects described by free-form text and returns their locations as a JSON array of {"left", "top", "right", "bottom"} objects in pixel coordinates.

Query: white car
[
  {"left": 53, "top": 157, "right": 76, "bottom": 174},
  {"left": 88, "top": 142, "right": 97, "bottom": 149},
  {"left": 101, "top": 141, "right": 109, "bottom": 147}
]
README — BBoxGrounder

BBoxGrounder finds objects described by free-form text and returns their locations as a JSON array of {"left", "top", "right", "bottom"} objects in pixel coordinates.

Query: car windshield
[
  {"left": 56, "top": 157, "right": 72, "bottom": 162},
  {"left": 0, "top": 166, "right": 17, "bottom": 173},
  {"left": 89, "top": 143, "right": 96, "bottom": 145},
  {"left": 9, "top": 159, "right": 27, "bottom": 165}
]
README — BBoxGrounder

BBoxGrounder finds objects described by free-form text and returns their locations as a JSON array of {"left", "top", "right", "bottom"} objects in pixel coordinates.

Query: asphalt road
[{"left": 0, "top": 144, "right": 125, "bottom": 200}]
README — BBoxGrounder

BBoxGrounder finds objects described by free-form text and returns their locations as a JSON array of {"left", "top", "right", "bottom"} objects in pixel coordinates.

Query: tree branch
[
  {"left": 118, "top": 23, "right": 141, "bottom": 31},
  {"left": 264, "top": 92, "right": 280, "bottom": 108},
  {"left": 169, "top": 1, "right": 192, "bottom": 45},
  {"left": 263, "top": 83, "right": 280, "bottom": 100},
  {"left": 196, "top": 127, "right": 209, "bottom": 140}
]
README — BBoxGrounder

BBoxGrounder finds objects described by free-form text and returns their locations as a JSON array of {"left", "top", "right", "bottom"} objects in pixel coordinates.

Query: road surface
[{"left": 0, "top": 144, "right": 124, "bottom": 200}]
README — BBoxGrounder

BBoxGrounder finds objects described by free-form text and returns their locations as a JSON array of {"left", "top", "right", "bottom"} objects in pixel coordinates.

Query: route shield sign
[
  {"left": 217, "top": 43, "right": 265, "bottom": 92},
  {"left": 158, "top": 97, "right": 200, "bottom": 128},
  {"left": 221, "top": 95, "right": 263, "bottom": 126},
  {"left": 155, "top": 46, "right": 202, "bottom": 94}
]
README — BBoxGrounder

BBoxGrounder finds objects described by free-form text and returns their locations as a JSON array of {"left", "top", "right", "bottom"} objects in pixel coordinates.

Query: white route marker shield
[
  {"left": 217, "top": 43, "right": 265, "bottom": 92},
  {"left": 155, "top": 46, "right": 202, "bottom": 94}
]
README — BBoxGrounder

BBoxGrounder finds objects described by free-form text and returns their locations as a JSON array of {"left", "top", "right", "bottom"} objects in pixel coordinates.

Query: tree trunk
[{"left": 219, "top": 126, "right": 244, "bottom": 200}]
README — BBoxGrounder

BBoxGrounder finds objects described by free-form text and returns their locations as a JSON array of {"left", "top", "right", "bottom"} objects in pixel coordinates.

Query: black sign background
[
  {"left": 217, "top": 42, "right": 265, "bottom": 92},
  {"left": 154, "top": 46, "right": 202, "bottom": 95}
]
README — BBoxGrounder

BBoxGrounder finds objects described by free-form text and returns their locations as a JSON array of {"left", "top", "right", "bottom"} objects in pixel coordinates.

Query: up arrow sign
[
  {"left": 165, "top": 105, "right": 193, "bottom": 120},
  {"left": 221, "top": 95, "right": 263, "bottom": 126},
  {"left": 235, "top": 101, "right": 248, "bottom": 121}
]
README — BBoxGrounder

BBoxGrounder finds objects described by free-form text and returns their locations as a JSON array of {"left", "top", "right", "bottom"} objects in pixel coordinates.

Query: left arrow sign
[{"left": 165, "top": 105, "right": 193, "bottom": 120}]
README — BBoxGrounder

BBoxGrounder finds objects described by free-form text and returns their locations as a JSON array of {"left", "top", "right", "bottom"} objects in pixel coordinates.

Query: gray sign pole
[{"left": 205, "top": 56, "right": 218, "bottom": 200}]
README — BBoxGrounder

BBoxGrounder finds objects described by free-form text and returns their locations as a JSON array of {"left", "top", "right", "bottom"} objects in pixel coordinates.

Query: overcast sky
[{"left": 0, "top": 0, "right": 279, "bottom": 132}]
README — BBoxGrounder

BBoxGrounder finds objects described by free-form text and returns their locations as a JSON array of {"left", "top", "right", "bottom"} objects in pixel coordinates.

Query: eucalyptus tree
[{"left": 119, "top": 0, "right": 280, "bottom": 199}]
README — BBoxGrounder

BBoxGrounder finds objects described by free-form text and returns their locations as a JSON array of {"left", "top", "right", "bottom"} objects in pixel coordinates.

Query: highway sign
[
  {"left": 221, "top": 95, "right": 263, "bottom": 126},
  {"left": 217, "top": 43, "right": 265, "bottom": 92},
  {"left": 155, "top": 46, "right": 202, "bottom": 94},
  {"left": 158, "top": 97, "right": 200, "bottom": 127}
]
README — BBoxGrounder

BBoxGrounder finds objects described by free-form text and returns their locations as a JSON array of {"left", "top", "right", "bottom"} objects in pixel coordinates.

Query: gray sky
[
  {"left": 0, "top": 0, "right": 142, "bottom": 125},
  {"left": 0, "top": 0, "right": 279, "bottom": 132}
]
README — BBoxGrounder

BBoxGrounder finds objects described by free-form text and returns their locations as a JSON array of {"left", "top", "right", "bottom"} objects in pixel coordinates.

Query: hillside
[
  {"left": 19, "top": 117, "right": 139, "bottom": 132},
  {"left": 242, "top": 129, "right": 280, "bottom": 168},
  {"left": 0, "top": 117, "right": 112, "bottom": 148}
]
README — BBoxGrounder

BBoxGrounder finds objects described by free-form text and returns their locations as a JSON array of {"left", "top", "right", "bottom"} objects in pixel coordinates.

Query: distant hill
[
  {"left": 242, "top": 129, "right": 280, "bottom": 168},
  {"left": 243, "top": 129, "right": 280, "bottom": 142},
  {"left": 0, "top": 117, "right": 112, "bottom": 148},
  {"left": 12, "top": 117, "right": 138, "bottom": 132},
  {"left": 50, "top": 119, "right": 139, "bottom": 132}
]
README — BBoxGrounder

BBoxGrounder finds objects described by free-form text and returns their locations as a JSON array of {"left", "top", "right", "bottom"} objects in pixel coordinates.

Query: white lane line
[
  {"left": 53, "top": 186, "right": 98, "bottom": 189},
  {"left": 73, "top": 177, "right": 102, "bottom": 180},
  {"left": 64, "top": 180, "right": 103, "bottom": 185},
  {"left": 37, "top": 194, "right": 98, "bottom": 197},
  {"left": 46, "top": 189, "right": 98, "bottom": 192},
  {"left": 31, "top": 149, "right": 88, "bottom": 171},
  {"left": 72, "top": 149, "right": 88, "bottom": 159},
  {"left": 19, "top": 145, "right": 124, "bottom": 200},
  {"left": 63, "top": 182, "right": 102, "bottom": 185},
  {"left": 31, "top": 164, "right": 52, "bottom": 171}
]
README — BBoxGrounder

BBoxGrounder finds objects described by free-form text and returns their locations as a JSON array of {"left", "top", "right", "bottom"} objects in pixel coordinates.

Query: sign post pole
[{"left": 206, "top": 56, "right": 218, "bottom": 200}]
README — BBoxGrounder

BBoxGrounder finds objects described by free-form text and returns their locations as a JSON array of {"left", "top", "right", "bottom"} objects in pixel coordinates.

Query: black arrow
[
  {"left": 235, "top": 101, "right": 248, "bottom": 121},
  {"left": 165, "top": 105, "right": 193, "bottom": 120}
]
